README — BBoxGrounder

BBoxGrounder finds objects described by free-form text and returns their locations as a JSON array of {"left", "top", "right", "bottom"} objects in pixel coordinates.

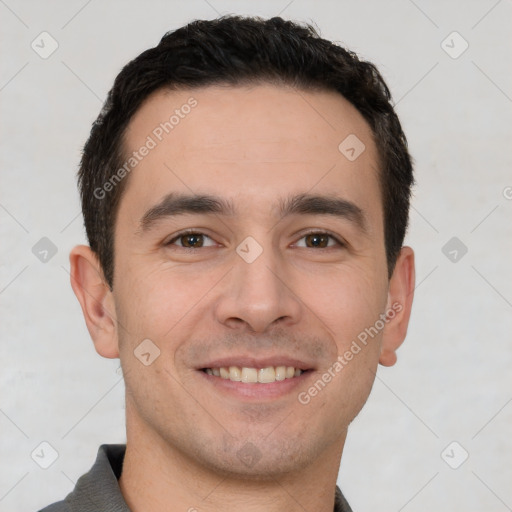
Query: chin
[{"left": 189, "top": 434, "right": 322, "bottom": 481}]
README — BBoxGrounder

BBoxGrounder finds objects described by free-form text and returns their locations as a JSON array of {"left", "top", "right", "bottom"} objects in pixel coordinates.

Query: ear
[
  {"left": 379, "top": 246, "right": 415, "bottom": 366},
  {"left": 69, "top": 245, "right": 119, "bottom": 358}
]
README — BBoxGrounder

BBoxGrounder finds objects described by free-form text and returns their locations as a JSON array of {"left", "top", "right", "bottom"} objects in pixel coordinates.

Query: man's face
[{"left": 112, "top": 84, "right": 391, "bottom": 477}]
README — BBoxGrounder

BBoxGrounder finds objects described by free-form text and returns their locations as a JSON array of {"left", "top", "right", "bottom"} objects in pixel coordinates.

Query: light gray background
[{"left": 1, "top": 1, "right": 511, "bottom": 511}]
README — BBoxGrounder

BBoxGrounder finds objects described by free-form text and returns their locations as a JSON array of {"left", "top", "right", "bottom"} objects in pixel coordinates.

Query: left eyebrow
[
  {"left": 137, "top": 191, "right": 368, "bottom": 234},
  {"left": 277, "top": 192, "right": 368, "bottom": 234}
]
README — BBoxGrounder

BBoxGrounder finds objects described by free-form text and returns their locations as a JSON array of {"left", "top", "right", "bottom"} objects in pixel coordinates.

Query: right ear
[{"left": 69, "top": 245, "right": 119, "bottom": 358}]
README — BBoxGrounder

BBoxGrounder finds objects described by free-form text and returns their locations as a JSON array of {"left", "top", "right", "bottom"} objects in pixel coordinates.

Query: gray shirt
[{"left": 39, "top": 444, "right": 353, "bottom": 512}]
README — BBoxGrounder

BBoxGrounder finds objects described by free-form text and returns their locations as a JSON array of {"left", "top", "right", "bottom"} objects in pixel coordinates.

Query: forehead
[{"left": 119, "top": 84, "right": 380, "bottom": 224}]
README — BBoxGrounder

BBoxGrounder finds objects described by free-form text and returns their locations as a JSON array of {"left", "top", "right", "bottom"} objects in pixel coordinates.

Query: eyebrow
[{"left": 138, "top": 192, "right": 367, "bottom": 233}]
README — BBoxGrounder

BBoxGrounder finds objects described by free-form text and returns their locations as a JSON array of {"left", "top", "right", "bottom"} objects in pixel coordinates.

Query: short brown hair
[{"left": 78, "top": 15, "right": 414, "bottom": 289}]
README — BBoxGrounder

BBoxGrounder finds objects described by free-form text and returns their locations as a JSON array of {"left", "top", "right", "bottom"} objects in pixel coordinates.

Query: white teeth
[
  {"left": 229, "top": 366, "right": 241, "bottom": 381},
  {"left": 204, "top": 365, "right": 304, "bottom": 383},
  {"left": 258, "top": 367, "right": 275, "bottom": 383},
  {"left": 286, "top": 366, "right": 295, "bottom": 378},
  {"left": 275, "top": 366, "right": 286, "bottom": 381},
  {"left": 241, "top": 367, "right": 258, "bottom": 383}
]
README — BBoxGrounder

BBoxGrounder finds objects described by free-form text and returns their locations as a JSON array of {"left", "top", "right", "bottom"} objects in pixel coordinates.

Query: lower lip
[{"left": 198, "top": 370, "right": 313, "bottom": 400}]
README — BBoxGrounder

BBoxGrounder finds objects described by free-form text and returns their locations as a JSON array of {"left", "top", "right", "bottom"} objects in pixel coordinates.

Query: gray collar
[{"left": 41, "top": 444, "right": 352, "bottom": 512}]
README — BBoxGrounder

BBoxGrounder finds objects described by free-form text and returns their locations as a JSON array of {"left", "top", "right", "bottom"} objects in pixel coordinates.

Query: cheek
[
  {"left": 316, "top": 268, "right": 386, "bottom": 416},
  {"left": 114, "top": 262, "right": 216, "bottom": 350},
  {"left": 307, "top": 265, "right": 387, "bottom": 344}
]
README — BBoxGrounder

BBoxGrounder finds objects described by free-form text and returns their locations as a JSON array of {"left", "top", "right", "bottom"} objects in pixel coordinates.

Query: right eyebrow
[{"left": 137, "top": 192, "right": 236, "bottom": 233}]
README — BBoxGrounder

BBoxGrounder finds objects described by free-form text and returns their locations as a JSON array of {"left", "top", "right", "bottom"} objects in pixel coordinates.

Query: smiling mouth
[{"left": 201, "top": 366, "right": 308, "bottom": 384}]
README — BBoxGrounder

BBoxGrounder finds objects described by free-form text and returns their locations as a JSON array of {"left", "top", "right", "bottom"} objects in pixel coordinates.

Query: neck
[{"left": 118, "top": 408, "right": 346, "bottom": 512}]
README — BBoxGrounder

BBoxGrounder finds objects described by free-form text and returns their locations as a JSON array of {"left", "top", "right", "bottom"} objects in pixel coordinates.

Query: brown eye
[
  {"left": 304, "top": 233, "right": 330, "bottom": 248},
  {"left": 296, "top": 232, "right": 343, "bottom": 249},
  {"left": 166, "top": 232, "right": 216, "bottom": 248},
  {"left": 180, "top": 234, "right": 204, "bottom": 248}
]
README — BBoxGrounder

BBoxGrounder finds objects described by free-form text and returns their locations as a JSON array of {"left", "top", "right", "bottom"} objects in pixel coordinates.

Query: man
[{"left": 41, "top": 15, "right": 415, "bottom": 512}]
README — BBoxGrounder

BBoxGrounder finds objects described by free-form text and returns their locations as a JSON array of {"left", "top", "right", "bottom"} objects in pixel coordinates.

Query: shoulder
[{"left": 37, "top": 500, "right": 71, "bottom": 512}]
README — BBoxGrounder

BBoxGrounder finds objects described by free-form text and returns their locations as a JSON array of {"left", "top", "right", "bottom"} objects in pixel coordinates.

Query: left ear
[{"left": 379, "top": 246, "right": 415, "bottom": 366}]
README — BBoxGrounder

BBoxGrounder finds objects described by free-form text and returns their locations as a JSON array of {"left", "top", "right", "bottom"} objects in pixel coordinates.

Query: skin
[{"left": 70, "top": 84, "right": 415, "bottom": 512}]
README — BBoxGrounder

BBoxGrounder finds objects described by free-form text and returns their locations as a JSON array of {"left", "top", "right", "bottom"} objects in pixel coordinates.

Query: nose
[{"left": 214, "top": 242, "right": 303, "bottom": 333}]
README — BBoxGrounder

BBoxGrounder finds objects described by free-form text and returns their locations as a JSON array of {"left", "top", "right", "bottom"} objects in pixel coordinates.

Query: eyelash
[{"left": 165, "top": 229, "right": 346, "bottom": 250}]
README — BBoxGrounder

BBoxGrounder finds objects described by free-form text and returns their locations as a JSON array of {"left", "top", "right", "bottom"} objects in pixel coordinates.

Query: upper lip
[{"left": 197, "top": 356, "right": 316, "bottom": 371}]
